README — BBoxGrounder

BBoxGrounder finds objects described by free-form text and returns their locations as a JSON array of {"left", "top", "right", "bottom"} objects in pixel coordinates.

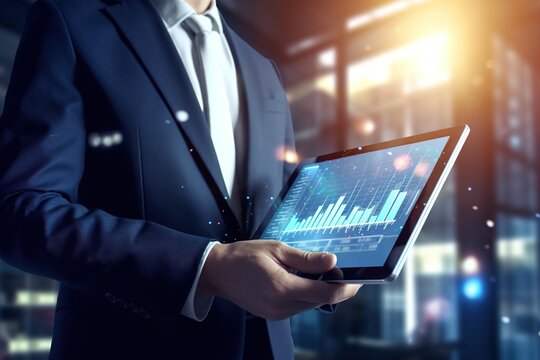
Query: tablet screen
[{"left": 261, "top": 136, "right": 450, "bottom": 268}]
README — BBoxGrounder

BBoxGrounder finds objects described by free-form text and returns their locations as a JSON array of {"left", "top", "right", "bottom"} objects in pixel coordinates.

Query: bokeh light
[
  {"left": 413, "top": 162, "right": 429, "bottom": 177},
  {"left": 463, "top": 278, "right": 484, "bottom": 300},
  {"left": 461, "top": 256, "right": 480, "bottom": 275},
  {"left": 424, "top": 298, "right": 450, "bottom": 321},
  {"left": 355, "top": 118, "right": 376, "bottom": 135},
  {"left": 393, "top": 153, "right": 412, "bottom": 171},
  {"left": 275, "top": 146, "right": 300, "bottom": 164}
]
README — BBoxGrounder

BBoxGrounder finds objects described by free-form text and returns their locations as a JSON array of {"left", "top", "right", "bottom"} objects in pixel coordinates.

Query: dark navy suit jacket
[{"left": 0, "top": 0, "right": 296, "bottom": 358}]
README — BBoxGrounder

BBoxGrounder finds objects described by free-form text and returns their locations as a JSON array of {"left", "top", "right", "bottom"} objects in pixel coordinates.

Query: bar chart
[
  {"left": 284, "top": 189, "right": 408, "bottom": 234},
  {"left": 261, "top": 136, "right": 449, "bottom": 267}
]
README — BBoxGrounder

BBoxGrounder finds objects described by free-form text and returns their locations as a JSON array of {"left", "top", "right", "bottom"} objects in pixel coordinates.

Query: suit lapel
[
  {"left": 103, "top": 0, "right": 241, "bottom": 234},
  {"left": 222, "top": 23, "right": 268, "bottom": 238}
]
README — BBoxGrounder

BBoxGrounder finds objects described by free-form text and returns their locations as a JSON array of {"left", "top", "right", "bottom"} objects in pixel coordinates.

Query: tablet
[{"left": 253, "top": 125, "right": 470, "bottom": 283}]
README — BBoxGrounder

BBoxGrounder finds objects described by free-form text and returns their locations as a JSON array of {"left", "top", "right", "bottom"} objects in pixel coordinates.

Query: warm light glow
[
  {"left": 318, "top": 48, "right": 336, "bottom": 68},
  {"left": 348, "top": 33, "right": 450, "bottom": 95},
  {"left": 413, "top": 162, "right": 429, "bottom": 177},
  {"left": 393, "top": 154, "right": 412, "bottom": 171},
  {"left": 286, "top": 34, "right": 332, "bottom": 56},
  {"left": 346, "top": 0, "right": 429, "bottom": 31},
  {"left": 287, "top": 73, "right": 336, "bottom": 103},
  {"left": 275, "top": 146, "right": 300, "bottom": 164},
  {"left": 355, "top": 118, "right": 376, "bottom": 135},
  {"left": 461, "top": 256, "right": 480, "bottom": 275},
  {"left": 315, "top": 73, "right": 337, "bottom": 96}
]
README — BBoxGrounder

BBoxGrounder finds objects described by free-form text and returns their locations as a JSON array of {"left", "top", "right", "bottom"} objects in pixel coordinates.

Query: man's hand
[{"left": 198, "top": 240, "right": 361, "bottom": 321}]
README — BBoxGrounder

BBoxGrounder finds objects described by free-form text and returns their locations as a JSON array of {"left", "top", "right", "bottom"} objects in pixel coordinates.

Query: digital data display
[{"left": 261, "top": 136, "right": 450, "bottom": 268}]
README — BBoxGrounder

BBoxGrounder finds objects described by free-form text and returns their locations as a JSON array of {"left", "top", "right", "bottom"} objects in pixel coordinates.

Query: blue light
[{"left": 463, "top": 278, "right": 484, "bottom": 300}]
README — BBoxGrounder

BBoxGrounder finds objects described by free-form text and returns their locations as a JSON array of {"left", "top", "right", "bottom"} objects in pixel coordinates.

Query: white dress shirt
[{"left": 150, "top": 0, "right": 239, "bottom": 321}]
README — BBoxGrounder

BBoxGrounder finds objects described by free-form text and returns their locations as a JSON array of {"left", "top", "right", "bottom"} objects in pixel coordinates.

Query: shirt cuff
[{"left": 180, "top": 241, "right": 220, "bottom": 321}]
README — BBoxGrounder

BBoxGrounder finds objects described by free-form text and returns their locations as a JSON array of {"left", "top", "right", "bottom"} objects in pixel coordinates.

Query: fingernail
[{"left": 322, "top": 253, "right": 336, "bottom": 262}]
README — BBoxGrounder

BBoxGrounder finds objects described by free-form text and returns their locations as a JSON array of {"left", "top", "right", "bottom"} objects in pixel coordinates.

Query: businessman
[{"left": 0, "top": 0, "right": 360, "bottom": 358}]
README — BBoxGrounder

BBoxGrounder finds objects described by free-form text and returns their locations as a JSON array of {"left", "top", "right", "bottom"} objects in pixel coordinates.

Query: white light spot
[
  {"left": 355, "top": 118, "right": 376, "bottom": 135},
  {"left": 88, "top": 133, "right": 102, "bottom": 148},
  {"left": 176, "top": 110, "right": 190, "bottom": 122},
  {"left": 387, "top": 151, "right": 393, "bottom": 156},
  {"left": 275, "top": 146, "right": 300, "bottom": 164},
  {"left": 208, "top": 221, "right": 212, "bottom": 225},
  {"left": 424, "top": 298, "right": 449, "bottom": 321},
  {"left": 318, "top": 48, "right": 336, "bottom": 68},
  {"left": 472, "top": 205, "right": 479, "bottom": 211},
  {"left": 462, "top": 256, "right": 480, "bottom": 275},
  {"left": 467, "top": 186, "right": 472, "bottom": 192},
  {"left": 501, "top": 316, "right": 510, "bottom": 324},
  {"left": 536, "top": 213, "right": 540, "bottom": 218},
  {"left": 112, "top": 132, "right": 123, "bottom": 144},
  {"left": 165, "top": 119, "right": 172, "bottom": 125},
  {"left": 102, "top": 136, "right": 113, "bottom": 147},
  {"left": 486, "top": 219, "right": 495, "bottom": 228}
]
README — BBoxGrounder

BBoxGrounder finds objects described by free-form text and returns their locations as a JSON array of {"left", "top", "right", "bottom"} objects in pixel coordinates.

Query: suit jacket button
[
  {"left": 139, "top": 308, "right": 150, "bottom": 319},
  {"left": 116, "top": 297, "right": 127, "bottom": 309},
  {"left": 128, "top": 303, "right": 138, "bottom": 314},
  {"left": 105, "top": 293, "right": 116, "bottom": 304}
]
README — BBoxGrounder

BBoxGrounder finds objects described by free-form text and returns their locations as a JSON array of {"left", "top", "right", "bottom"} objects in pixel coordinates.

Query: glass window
[
  {"left": 493, "top": 36, "right": 535, "bottom": 161},
  {"left": 496, "top": 215, "right": 540, "bottom": 360},
  {"left": 282, "top": 48, "right": 337, "bottom": 158},
  {"left": 347, "top": 32, "right": 453, "bottom": 147},
  {"left": 493, "top": 36, "right": 540, "bottom": 360}
]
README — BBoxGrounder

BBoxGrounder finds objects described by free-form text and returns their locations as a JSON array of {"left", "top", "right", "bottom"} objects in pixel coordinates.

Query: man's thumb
[{"left": 278, "top": 245, "right": 337, "bottom": 274}]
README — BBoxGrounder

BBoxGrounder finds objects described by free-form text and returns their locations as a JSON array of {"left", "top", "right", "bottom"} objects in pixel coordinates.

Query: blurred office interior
[{"left": 0, "top": 0, "right": 539, "bottom": 359}]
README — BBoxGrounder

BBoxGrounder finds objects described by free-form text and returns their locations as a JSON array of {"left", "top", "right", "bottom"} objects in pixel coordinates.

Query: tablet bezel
[{"left": 252, "top": 125, "right": 470, "bottom": 283}]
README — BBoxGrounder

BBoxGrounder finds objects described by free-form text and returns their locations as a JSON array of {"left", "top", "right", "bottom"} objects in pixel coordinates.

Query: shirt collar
[{"left": 151, "top": 0, "right": 223, "bottom": 33}]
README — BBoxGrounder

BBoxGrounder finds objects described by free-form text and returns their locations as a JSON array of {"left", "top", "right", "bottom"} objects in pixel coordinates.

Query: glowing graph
[
  {"left": 261, "top": 136, "right": 450, "bottom": 268},
  {"left": 284, "top": 189, "right": 408, "bottom": 233}
]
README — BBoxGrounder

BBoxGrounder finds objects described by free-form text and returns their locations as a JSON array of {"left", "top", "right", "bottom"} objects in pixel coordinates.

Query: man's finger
[
  {"left": 284, "top": 272, "right": 361, "bottom": 304},
  {"left": 276, "top": 244, "right": 336, "bottom": 274}
]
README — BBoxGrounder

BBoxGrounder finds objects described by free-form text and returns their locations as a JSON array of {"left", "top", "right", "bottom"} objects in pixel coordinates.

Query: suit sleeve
[{"left": 0, "top": 0, "right": 211, "bottom": 329}]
